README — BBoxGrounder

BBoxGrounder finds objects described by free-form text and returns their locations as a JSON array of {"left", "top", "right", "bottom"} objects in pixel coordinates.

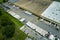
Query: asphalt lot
[
  {"left": 20, "top": 25, "right": 49, "bottom": 40},
  {"left": 36, "top": 20, "right": 60, "bottom": 38},
  {"left": 10, "top": 7, "right": 38, "bottom": 22},
  {"left": 2, "top": 2, "right": 38, "bottom": 23},
  {"left": 2, "top": 2, "right": 60, "bottom": 40}
]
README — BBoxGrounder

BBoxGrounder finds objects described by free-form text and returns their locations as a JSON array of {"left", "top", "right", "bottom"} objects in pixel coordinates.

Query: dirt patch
[{"left": 14, "top": 0, "right": 52, "bottom": 16}]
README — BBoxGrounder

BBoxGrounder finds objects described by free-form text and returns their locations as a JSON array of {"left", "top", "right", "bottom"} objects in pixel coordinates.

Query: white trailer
[
  {"left": 24, "top": 11, "right": 32, "bottom": 15},
  {"left": 20, "top": 18, "right": 25, "bottom": 22},
  {"left": 7, "top": 10, "right": 21, "bottom": 19},
  {"left": 26, "top": 21, "right": 48, "bottom": 36}
]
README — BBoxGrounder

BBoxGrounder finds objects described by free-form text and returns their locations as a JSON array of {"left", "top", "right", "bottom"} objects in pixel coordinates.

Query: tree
[
  {"left": 0, "top": 7, "right": 15, "bottom": 40},
  {"left": 0, "top": 0, "right": 3, "bottom": 3},
  {"left": 0, "top": 11, "right": 2, "bottom": 16},
  {"left": 3, "top": 0, "right": 8, "bottom": 3},
  {"left": 0, "top": 8, "right": 2, "bottom": 16},
  {"left": 53, "top": 0, "right": 60, "bottom": 2},
  {"left": 0, "top": 0, "right": 8, "bottom": 4},
  {"left": 3, "top": 24, "right": 15, "bottom": 38},
  {"left": 0, "top": 33, "right": 3, "bottom": 40},
  {"left": 1, "top": 17, "right": 15, "bottom": 39}
]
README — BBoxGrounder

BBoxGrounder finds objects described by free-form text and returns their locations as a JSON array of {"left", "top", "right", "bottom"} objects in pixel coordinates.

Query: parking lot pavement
[
  {"left": 9, "top": 6, "right": 38, "bottom": 22},
  {"left": 36, "top": 20, "right": 60, "bottom": 38},
  {"left": 20, "top": 25, "right": 38, "bottom": 37},
  {"left": 2, "top": 2, "right": 39, "bottom": 24},
  {"left": 2, "top": 2, "right": 60, "bottom": 39},
  {"left": 2, "top": 2, "right": 40, "bottom": 24},
  {"left": 20, "top": 25, "right": 49, "bottom": 40}
]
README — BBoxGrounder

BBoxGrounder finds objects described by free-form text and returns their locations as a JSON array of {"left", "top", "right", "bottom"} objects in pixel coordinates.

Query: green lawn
[
  {"left": 8, "top": 25, "right": 27, "bottom": 40},
  {"left": 0, "top": 0, "right": 3, "bottom": 3},
  {"left": 6, "top": 14, "right": 27, "bottom": 40},
  {"left": 0, "top": 30, "right": 3, "bottom": 40},
  {"left": 0, "top": 7, "right": 27, "bottom": 40},
  {"left": 4, "top": 13, "right": 27, "bottom": 40}
]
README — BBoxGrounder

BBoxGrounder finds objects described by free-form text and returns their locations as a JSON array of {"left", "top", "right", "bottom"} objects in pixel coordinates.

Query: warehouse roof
[{"left": 41, "top": 1, "right": 60, "bottom": 23}]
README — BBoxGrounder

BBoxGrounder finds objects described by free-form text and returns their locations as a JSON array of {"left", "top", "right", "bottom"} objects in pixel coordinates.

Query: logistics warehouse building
[{"left": 41, "top": 1, "right": 60, "bottom": 25}]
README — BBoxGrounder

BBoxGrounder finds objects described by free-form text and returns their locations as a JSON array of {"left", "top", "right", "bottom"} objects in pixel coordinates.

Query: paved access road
[{"left": 36, "top": 20, "right": 60, "bottom": 38}]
